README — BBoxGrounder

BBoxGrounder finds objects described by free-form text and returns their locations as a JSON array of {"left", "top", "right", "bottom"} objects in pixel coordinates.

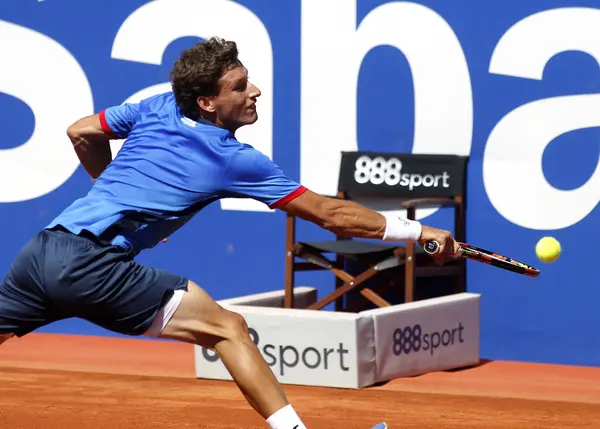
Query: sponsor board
[
  {"left": 194, "top": 289, "right": 480, "bottom": 388},
  {"left": 362, "top": 293, "right": 480, "bottom": 382}
]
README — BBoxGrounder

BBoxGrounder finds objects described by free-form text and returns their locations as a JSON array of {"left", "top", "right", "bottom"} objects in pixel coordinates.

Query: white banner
[
  {"left": 362, "top": 293, "right": 480, "bottom": 382},
  {"left": 194, "top": 288, "right": 480, "bottom": 388},
  {"left": 194, "top": 288, "right": 376, "bottom": 389}
]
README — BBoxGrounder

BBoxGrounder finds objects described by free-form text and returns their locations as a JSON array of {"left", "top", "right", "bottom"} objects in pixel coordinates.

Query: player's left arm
[
  {"left": 223, "top": 146, "right": 392, "bottom": 239},
  {"left": 223, "top": 146, "right": 459, "bottom": 258},
  {"left": 67, "top": 113, "right": 113, "bottom": 179},
  {"left": 67, "top": 103, "right": 139, "bottom": 179}
]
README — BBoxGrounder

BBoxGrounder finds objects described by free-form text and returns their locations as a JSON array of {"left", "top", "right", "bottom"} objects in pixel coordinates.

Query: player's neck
[
  {"left": 194, "top": 115, "right": 236, "bottom": 134},
  {"left": 214, "top": 118, "right": 238, "bottom": 134},
  {"left": 195, "top": 113, "right": 237, "bottom": 134}
]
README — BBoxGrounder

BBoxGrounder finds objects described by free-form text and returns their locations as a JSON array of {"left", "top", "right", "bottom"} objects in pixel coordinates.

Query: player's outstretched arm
[
  {"left": 67, "top": 113, "right": 113, "bottom": 179},
  {"left": 279, "top": 188, "right": 461, "bottom": 259}
]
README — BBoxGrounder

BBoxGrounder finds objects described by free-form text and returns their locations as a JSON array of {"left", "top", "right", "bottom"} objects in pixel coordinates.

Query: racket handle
[{"left": 423, "top": 240, "right": 440, "bottom": 254}]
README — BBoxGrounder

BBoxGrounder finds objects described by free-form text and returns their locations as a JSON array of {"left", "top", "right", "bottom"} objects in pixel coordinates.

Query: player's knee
[{"left": 220, "top": 310, "right": 249, "bottom": 343}]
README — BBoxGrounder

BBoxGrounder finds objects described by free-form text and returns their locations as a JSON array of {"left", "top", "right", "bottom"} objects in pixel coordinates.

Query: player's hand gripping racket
[{"left": 423, "top": 240, "right": 540, "bottom": 277}]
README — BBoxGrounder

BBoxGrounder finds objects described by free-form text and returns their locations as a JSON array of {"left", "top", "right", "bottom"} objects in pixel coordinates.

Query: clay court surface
[{"left": 1, "top": 334, "right": 599, "bottom": 428}]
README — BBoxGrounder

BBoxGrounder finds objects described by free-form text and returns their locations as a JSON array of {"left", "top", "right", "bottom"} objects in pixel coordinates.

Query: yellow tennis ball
[{"left": 535, "top": 236, "right": 561, "bottom": 263}]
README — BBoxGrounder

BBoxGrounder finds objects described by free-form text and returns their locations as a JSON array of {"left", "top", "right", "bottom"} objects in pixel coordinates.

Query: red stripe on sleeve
[
  {"left": 99, "top": 110, "right": 119, "bottom": 139},
  {"left": 269, "top": 186, "right": 308, "bottom": 209}
]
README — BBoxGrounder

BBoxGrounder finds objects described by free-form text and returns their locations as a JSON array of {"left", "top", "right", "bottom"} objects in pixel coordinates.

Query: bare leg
[{"left": 159, "top": 281, "right": 288, "bottom": 419}]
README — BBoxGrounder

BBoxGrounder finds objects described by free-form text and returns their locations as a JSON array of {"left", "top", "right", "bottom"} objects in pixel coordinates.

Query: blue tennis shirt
[{"left": 46, "top": 92, "right": 306, "bottom": 254}]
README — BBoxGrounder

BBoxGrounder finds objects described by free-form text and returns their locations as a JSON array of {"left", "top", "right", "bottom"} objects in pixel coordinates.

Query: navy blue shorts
[{"left": 0, "top": 228, "right": 188, "bottom": 337}]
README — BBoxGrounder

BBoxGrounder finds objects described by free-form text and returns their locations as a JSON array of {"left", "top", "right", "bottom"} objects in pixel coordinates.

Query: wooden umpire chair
[{"left": 283, "top": 151, "right": 469, "bottom": 311}]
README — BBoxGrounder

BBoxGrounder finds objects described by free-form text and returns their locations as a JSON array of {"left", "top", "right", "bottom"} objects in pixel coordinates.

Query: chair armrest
[{"left": 401, "top": 197, "right": 459, "bottom": 209}]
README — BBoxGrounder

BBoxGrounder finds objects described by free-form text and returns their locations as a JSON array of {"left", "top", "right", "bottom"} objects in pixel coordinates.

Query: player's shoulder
[
  {"left": 227, "top": 141, "right": 279, "bottom": 173},
  {"left": 234, "top": 142, "right": 269, "bottom": 158},
  {"left": 227, "top": 141, "right": 259, "bottom": 160},
  {"left": 137, "top": 91, "right": 177, "bottom": 111}
]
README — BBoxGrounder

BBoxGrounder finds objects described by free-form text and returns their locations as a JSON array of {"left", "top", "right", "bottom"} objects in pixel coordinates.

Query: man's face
[{"left": 199, "top": 65, "right": 261, "bottom": 133}]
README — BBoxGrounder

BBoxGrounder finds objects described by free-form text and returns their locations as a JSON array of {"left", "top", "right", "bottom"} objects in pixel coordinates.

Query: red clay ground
[{"left": 1, "top": 334, "right": 599, "bottom": 428}]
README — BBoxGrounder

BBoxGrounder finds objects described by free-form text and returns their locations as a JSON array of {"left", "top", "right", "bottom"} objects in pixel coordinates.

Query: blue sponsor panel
[{"left": 0, "top": 0, "right": 598, "bottom": 366}]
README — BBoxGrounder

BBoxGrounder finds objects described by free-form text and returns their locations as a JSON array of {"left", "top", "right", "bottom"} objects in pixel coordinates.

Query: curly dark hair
[{"left": 169, "top": 37, "right": 242, "bottom": 120}]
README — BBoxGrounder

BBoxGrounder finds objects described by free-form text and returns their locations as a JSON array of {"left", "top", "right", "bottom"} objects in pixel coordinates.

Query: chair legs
[
  {"left": 284, "top": 236, "right": 466, "bottom": 311},
  {"left": 307, "top": 261, "right": 394, "bottom": 310},
  {"left": 284, "top": 214, "right": 296, "bottom": 309},
  {"left": 404, "top": 207, "right": 417, "bottom": 303},
  {"left": 404, "top": 243, "right": 416, "bottom": 303},
  {"left": 284, "top": 249, "right": 295, "bottom": 309}
]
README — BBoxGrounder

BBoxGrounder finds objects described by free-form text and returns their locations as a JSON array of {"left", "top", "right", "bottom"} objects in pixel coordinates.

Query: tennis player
[{"left": 0, "top": 37, "right": 459, "bottom": 429}]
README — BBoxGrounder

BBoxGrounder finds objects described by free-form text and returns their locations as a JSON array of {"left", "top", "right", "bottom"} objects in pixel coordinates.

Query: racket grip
[{"left": 423, "top": 240, "right": 440, "bottom": 254}]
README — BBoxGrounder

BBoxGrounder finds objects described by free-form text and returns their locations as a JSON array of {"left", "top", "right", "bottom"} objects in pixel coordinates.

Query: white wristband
[{"left": 382, "top": 214, "right": 422, "bottom": 242}]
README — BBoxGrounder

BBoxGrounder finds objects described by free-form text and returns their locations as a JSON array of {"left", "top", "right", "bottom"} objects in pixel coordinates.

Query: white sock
[{"left": 266, "top": 404, "right": 308, "bottom": 429}]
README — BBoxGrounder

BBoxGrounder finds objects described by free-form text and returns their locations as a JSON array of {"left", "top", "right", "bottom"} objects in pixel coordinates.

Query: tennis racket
[{"left": 423, "top": 240, "right": 540, "bottom": 278}]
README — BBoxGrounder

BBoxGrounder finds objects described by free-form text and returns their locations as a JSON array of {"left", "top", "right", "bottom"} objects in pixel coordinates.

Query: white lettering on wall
[
  {"left": 300, "top": 0, "right": 473, "bottom": 221},
  {"left": 486, "top": 7, "right": 600, "bottom": 229},
  {"left": 0, "top": 21, "right": 93, "bottom": 202}
]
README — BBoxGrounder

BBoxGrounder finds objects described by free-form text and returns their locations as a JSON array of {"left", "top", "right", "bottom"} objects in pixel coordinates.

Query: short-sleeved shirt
[{"left": 46, "top": 92, "right": 306, "bottom": 254}]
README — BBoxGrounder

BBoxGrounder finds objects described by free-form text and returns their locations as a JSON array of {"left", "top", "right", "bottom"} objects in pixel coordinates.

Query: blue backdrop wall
[{"left": 1, "top": 0, "right": 599, "bottom": 366}]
